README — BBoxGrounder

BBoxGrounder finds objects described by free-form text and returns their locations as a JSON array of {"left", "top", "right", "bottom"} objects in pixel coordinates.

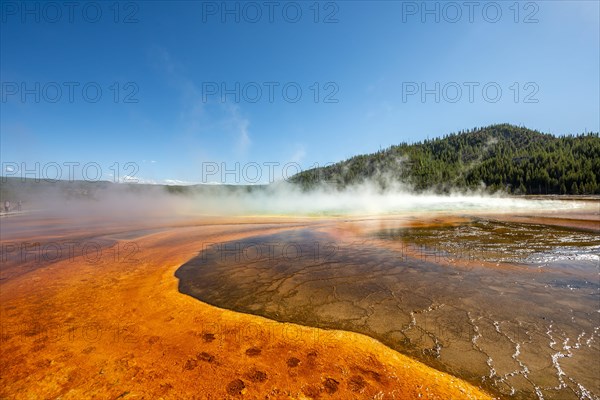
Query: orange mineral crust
[{"left": 0, "top": 217, "right": 493, "bottom": 399}]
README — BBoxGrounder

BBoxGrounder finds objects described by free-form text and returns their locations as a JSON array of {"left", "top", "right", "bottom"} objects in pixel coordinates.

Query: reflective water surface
[{"left": 176, "top": 218, "right": 600, "bottom": 399}]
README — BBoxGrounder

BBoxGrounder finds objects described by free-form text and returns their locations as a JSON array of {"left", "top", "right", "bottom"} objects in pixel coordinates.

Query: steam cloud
[{"left": 1, "top": 179, "right": 583, "bottom": 223}]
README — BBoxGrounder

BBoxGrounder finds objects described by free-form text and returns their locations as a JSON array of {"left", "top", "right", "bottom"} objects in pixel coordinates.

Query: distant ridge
[
  {"left": 290, "top": 124, "right": 600, "bottom": 195},
  {"left": 2, "top": 125, "right": 599, "bottom": 201},
  {"left": 0, "top": 177, "right": 268, "bottom": 204}
]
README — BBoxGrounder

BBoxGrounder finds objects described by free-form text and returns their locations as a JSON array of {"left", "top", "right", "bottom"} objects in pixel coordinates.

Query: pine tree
[
  {"left": 560, "top": 183, "right": 567, "bottom": 195},
  {"left": 571, "top": 182, "right": 579, "bottom": 195}
]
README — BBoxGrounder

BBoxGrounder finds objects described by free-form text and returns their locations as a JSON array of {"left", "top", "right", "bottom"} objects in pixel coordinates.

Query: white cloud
[
  {"left": 111, "top": 176, "right": 201, "bottom": 186},
  {"left": 289, "top": 144, "right": 306, "bottom": 163},
  {"left": 366, "top": 101, "right": 393, "bottom": 120},
  {"left": 151, "top": 48, "right": 260, "bottom": 175},
  {"left": 122, "top": 175, "right": 144, "bottom": 183},
  {"left": 153, "top": 48, "right": 253, "bottom": 157},
  {"left": 229, "top": 106, "right": 251, "bottom": 154},
  {"left": 163, "top": 179, "right": 199, "bottom": 186}
]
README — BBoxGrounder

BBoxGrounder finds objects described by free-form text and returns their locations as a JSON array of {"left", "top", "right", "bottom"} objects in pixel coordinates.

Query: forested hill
[{"left": 290, "top": 124, "right": 600, "bottom": 195}]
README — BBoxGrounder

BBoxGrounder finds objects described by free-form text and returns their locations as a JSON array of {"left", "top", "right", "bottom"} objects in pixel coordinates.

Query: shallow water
[
  {"left": 176, "top": 219, "right": 600, "bottom": 399},
  {"left": 376, "top": 219, "right": 599, "bottom": 265}
]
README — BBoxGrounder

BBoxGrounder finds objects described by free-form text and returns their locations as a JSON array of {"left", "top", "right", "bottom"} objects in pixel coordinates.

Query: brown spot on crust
[
  {"left": 306, "top": 350, "right": 318, "bottom": 366},
  {"left": 56, "top": 351, "right": 74, "bottom": 362},
  {"left": 23, "top": 329, "right": 38, "bottom": 337},
  {"left": 33, "top": 336, "right": 48, "bottom": 344},
  {"left": 202, "top": 333, "right": 215, "bottom": 342},
  {"left": 286, "top": 357, "right": 300, "bottom": 367},
  {"left": 183, "top": 358, "right": 198, "bottom": 370},
  {"left": 302, "top": 384, "right": 322, "bottom": 398},
  {"left": 159, "top": 382, "right": 173, "bottom": 393},
  {"left": 196, "top": 352, "right": 215, "bottom": 363},
  {"left": 355, "top": 367, "right": 382, "bottom": 382},
  {"left": 35, "top": 359, "right": 51, "bottom": 369},
  {"left": 148, "top": 336, "right": 160, "bottom": 344},
  {"left": 82, "top": 346, "right": 95, "bottom": 354},
  {"left": 226, "top": 379, "right": 245, "bottom": 395},
  {"left": 1, "top": 346, "right": 20, "bottom": 355},
  {"left": 31, "top": 344, "right": 45, "bottom": 352},
  {"left": 348, "top": 375, "right": 367, "bottom": 392},
  {"left": 368, "top": 370, "right": 382, "bottom": 382},
  {"left": 323, "top": 377, "right": 339, "bottom": 394},
  {"left": 245, "top": 347, "right": 261, "bottom": 357},
  {"left": 245, "top": 369, "right": 267, "bottom": 382}
]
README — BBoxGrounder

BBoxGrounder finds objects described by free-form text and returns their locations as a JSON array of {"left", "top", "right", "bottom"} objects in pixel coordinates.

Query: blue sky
[{"left": 1, "top": 1, "right": 599, "bottom": 184}]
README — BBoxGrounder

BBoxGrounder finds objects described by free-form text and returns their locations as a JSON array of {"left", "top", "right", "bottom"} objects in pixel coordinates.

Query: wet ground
[
  {"left": 176, "top": 218, "right": 600, "bottom": 399},
  {"left": 1, "top": 213, "right": 495, "bottom": 399}
]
